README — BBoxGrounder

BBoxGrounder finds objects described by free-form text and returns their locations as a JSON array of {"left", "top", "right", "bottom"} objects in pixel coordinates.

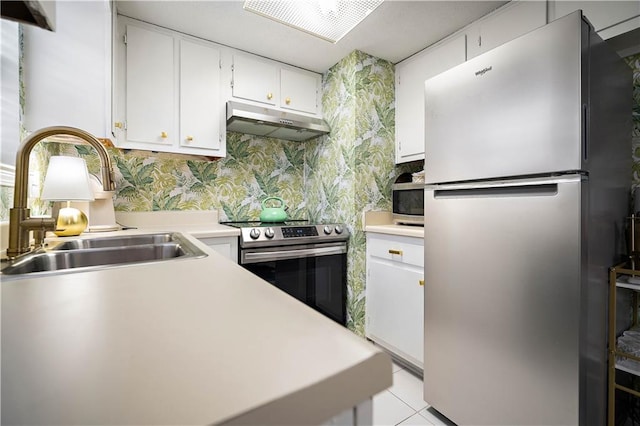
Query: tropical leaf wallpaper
[
  {"left": 3, "top": 49, "right": 638, "bottom": 336},
  {"left": 45, "top": 132, "right": 308, "bottom": 221},
  {"left": 307, "top": 50, "right": 422, "bottom": 335}
]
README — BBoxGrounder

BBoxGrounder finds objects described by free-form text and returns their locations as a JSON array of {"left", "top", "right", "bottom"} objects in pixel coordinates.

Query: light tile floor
[{"left": 372, "top": 361, "right": 455, "bottom": 426}]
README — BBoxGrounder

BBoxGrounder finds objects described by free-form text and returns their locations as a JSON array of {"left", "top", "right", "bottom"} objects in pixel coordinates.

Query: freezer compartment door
[
  {"left": 424, "top": 177, "right": 582, "bottom": 425},
  {"left": 424, "top": 12, "right": 585, "bottom": 183}
]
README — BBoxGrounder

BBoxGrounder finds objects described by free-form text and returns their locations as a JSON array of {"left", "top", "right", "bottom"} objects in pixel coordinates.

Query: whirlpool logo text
[{"left": 475, "top": 66, "right": 493, "bottom": 76}]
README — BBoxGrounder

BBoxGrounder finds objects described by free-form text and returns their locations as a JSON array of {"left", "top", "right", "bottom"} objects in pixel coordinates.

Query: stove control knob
[
  {"left": 334, "top": 225, "right": 343, "bottom": 234},
  {"left": 265, "top": 228, "right": 275, "bottom": 238},
  {"left": 249, "top": 228, "right": 261, "bottom": 239},
  {"left": 323, "top": 225, "right": 333, "bottom": 235}
]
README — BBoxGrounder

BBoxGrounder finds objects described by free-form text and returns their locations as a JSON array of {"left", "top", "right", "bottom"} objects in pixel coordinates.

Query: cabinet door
[
  {"left": 395, "top": 34, "right": 466, "bottom": 164},
  {"left": 550, "top": 1, "right": 640, "bottom": 40},
  {"left": 22, "top": 1, "right": 111, "bottom": 138},
  {"left": 466, "top": 1, "right": 547, "bottom": 60},
  {"left": 232, "top": 54, "right": 278, "bottom": 106},
  {"left": 280, "top": 68, "right": 319, "bottom": 115},
  {"left": 366, "top": 257, "right": 424, "bottom": 368},
  {"left": 180, "top": 39, "right": 221, "bottom": 151},
  {"left": 197, "top": 237, "right": 238, "bottom": 263},
  {"left": 125, "top": 24, "right": 175, "bottom": 146}
]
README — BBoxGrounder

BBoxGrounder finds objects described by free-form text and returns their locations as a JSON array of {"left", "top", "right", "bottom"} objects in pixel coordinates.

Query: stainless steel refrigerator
[{"left": 423, "top": 11, "right": 631, "bottom": 425}]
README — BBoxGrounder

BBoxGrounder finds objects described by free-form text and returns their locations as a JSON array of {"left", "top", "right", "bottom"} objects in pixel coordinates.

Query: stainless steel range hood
[{"left": 226, "top": 101, "right": 330, "bottom": 142}]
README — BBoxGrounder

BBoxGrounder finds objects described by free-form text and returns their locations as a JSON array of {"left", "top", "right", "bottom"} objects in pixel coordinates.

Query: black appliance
[{"left": 223, "top": 220, "right": 349, "bottom": 325}]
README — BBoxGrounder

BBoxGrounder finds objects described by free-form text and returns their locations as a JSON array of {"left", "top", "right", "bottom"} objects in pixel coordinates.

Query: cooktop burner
[
  {"left": 221, "top": 220, "right": 349, "bottom": 247},
  {"left": 221, "top": 219, "right": 309, "bottom": 229}
]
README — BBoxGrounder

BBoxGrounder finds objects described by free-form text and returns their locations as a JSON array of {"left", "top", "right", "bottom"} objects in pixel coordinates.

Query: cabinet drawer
[{"left": 367, "top": 233, "right": 424, "bottom": 267}]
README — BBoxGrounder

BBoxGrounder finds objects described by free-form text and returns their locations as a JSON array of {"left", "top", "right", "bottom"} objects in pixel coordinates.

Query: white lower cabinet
[
  {"left": 197, "top": 236, "right": 238, "bottom": 263},
  {"left": 365, "top": 233, "right": 424, "bottom": 371}
]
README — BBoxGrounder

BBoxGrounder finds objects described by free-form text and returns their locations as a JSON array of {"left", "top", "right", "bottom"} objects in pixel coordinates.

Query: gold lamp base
[{"left": 54, "top": 206, "right": 88, "bottom": 237}]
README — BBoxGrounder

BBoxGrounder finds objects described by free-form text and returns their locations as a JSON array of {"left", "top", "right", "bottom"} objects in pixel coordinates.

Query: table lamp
[{"left": 41, "top": 156, "right": 95, "bottom": 236}]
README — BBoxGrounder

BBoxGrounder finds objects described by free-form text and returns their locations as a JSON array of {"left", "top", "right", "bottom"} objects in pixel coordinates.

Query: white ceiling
[{"left": 115, "top": 0, "right": 509, "bottom": 73}]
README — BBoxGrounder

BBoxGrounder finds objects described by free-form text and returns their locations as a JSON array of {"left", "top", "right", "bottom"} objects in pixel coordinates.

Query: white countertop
[
  {"left": 362, "top": 211, "right": 424, "bottom": 239},
  {"left": 365, "top": 224, "right": 424, "bottom": 239},
  {"left": 114, "top": 209, "right": 241, "bottom": 239},
  {"left": 1, "top": 213, "right": 391, "bottom": 425}
]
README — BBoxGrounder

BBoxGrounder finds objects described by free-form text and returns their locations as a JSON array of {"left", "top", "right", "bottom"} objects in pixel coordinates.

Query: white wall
[
  {"left": 22, "top": 0, "right": 111, "bottom": 138},
  {"left": 1, "top": 20, "right": 20, "bottom": 170}
]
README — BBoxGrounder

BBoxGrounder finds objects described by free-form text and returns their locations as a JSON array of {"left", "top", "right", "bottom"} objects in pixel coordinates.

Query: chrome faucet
[{"left": 7, "top": 126, "right": 116, "bottom": 259}]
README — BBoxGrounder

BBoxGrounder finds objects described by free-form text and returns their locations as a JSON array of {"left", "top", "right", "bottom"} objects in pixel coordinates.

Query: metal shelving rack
[{"left": 608, "top": 261, "right": 640, "bottom": 426}]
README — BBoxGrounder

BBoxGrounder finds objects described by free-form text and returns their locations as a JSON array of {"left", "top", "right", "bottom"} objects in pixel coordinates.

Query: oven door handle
[{"left": 242, "top": 245, "right": 347, "bottom": 263}]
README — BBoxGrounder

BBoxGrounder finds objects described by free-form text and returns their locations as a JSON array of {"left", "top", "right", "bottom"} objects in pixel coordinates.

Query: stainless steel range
[{"left": 223, "top": 221, "right": 349, "bottom": 325}]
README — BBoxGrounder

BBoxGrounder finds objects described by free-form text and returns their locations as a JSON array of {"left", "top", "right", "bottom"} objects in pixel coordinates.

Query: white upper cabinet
[
  {"left": 179, "top": 39, "right": 222, "bottom": 151},
  {"left": 550, "top": 1, "right": 640, "bottom": 40},
  {"left": 280, "top": 68, "right": 319, "bottom": 115},
  {"left": 124, "top": 24, "right": 174, "bottom": 147},
  {"left": 395, "top": 34, "right": 466, "bottom": 164},
  {"left": 113, "top": 17, "right": 225, "bottom": 157},
  {"left": 232, "top": 54, "right": 278, "bottom": 106},
  {"left": 22, "top": 0, "right": 111, "bottom": 138},
  {"left": 394, "top": 0, "right": 548, "bottom": 164},
  {"left": 466, "top": 0, "right": 547, "bottom": 60},
  {"left": 230, "top": 52, "right": 321, "bottom": 116}
]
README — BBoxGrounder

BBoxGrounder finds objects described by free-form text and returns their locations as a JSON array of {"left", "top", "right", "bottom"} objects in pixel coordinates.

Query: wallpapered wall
[
  {"left": 307, "top": 50, "right": 418, "bottom": 333},
  {"left": 48, "top": 133, "right": 309, "bottom": 221}
]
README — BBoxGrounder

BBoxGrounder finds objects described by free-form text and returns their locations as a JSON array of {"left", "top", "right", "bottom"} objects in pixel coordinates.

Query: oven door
[{"left": 241, "top": 243, "right": 347, "bottom": 325}]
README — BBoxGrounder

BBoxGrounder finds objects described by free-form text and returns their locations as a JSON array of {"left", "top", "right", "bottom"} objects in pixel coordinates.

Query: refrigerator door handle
[
  {"left": 582, "top": 103, "right": 589, "bottom": 161},
  {"left": 434, "top": 183, "right": 558, "bottom": 199}
]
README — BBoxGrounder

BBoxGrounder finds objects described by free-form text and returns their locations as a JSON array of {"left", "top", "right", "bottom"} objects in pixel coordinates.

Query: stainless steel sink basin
[
  {"left": 48, "top": 233, "right": 176, "bottom": 250},
  {"left": 1, "top": 233, "right": 207, "bottom": 277}
]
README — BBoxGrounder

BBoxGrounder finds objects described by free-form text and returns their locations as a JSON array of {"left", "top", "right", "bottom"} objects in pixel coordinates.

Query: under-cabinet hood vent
[
  {"left": 226, "top": 101, "right": 330, "bottom": 142},
  {"left": 1, "top": 0, "right": 55, "bottom": 31}
]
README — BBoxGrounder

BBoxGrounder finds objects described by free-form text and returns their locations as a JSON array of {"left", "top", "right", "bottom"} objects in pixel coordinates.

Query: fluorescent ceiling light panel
[{"left": 243, "top": 0, "right": 384, "bottom": 43}]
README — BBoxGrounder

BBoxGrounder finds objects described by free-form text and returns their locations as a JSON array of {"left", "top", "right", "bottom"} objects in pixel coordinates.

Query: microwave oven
[{"left": 392, "top": 182, "right": 424, "bottom": 225}]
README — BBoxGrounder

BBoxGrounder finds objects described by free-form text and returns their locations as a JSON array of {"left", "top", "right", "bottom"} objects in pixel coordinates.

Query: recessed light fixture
[{"left": 243, "top": 0, "right": 384, "bottom": 43}]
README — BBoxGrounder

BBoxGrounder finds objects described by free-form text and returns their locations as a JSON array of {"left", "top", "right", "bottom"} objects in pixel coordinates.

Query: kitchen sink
[
  {"left": 1, "top": 233, "right": 207, "bottom": 277},
  {"left": 48, "top": 233, "right": 176, "bottom": 251}
]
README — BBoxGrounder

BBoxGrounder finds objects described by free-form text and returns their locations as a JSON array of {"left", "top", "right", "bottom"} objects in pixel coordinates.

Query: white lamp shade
[{"left": 41, "top": 156, "right": 95, "bottom": 201}]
